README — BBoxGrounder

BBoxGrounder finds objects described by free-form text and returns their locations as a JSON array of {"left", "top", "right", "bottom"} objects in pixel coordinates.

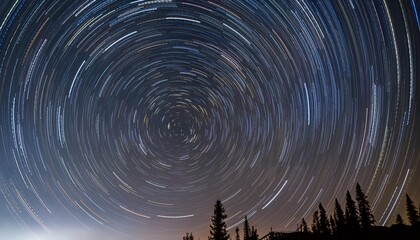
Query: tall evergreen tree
[
  {"left": 395, "top": 214, "right": 404, "bottom": 225},
  {"left": 235, "top": 227, "right": 240, "bottom": 240},
  {"left": 243, "top": 215, "right": 250, "bottom": 240},
  {"left": 406, "top": 194, "right": 419, "bottom": 227},
  {"left": 312, "top": 210, "right": 320, "bottom": 236},
  {"left": 355, "top": 183, "right": 375, "bottom": 228},
  {"left": 209, "top": 200, "right": 230, "bottom": 240},
  {"left": 345, "top": 191, "right": 359, "bottom": 230},
  {"left": 318, "top": 203, "right": 331, "bottom": 237},
  {"left": 334, "top": 198, "right": 345, "bottom": 234},
  {"left": 301, "top": 218, "right": 309, "bottom": 233},
  {"left": 250, "top": 226, "right": 258, "bottom": 240}
]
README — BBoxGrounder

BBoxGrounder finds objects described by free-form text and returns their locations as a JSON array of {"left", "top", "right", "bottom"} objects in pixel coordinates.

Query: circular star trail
[{"left": 0, "top": 1, "right": 419, "bottom": 239}]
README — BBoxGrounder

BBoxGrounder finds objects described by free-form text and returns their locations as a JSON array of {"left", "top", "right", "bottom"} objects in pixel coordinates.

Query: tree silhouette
[
  {"left": 301, "top": 218, "right": 309, "bottom": 233},
  {"left": 250, "top": 226, "right": 258, "bottom": 240},
  {"left": 318, "top": 203, "right": 331, "bottom": 238},
  {"left": 242, "top": 215, "right": 258, "bottom": 240},
  {"left": 312, "top": 210, "right": 320, "bottom": 236},
  {"left": 395, "top": 214, "right": 404, "bottom": 225},
  {"left": 355, "top": 183, "right": 375, "bottom": 228},
  {"left": 235, "top": 227, "right": 240, "bottom": 240},
  {"left": 243, "top": 215, "right": 250, "bottom": 240},
  {"left": 406, "top": 194, "right": 419, "bottom": 227},
  {"left": 334, "top": 198, "right": 345, "bottom": 236},
  {"left": 209, "top": 200, "right": 230, "bottom": 240},
  {"left": 345, "top": 191, "right": 359, "bottom": 230},
  {"left": 183, "top": 232, "right": 194, "bottom": 240}
]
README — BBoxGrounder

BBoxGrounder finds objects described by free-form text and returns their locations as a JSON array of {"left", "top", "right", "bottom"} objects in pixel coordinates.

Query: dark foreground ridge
[{"left": 260, "top": 225, "right": 419, "bottom": 240}]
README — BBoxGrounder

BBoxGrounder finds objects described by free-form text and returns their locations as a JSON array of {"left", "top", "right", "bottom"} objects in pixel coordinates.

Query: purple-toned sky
[{"left": 1, "top": 1, "right": 419, "bottom": 239}]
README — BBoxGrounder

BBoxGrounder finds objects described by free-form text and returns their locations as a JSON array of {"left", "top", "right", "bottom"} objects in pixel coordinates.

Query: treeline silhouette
[{"left": 183, "top": 183, "right": 420, "bottom": 240}]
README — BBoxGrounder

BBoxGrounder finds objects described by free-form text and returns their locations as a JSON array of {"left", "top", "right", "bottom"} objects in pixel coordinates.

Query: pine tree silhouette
[
  {"left": 318, "top": 203, "right": 331, "bottom": 238},
  {"left": 250, "top": 226, "right": 258, "bottom": 240},
  {"left": 209, "top": 200, "right": 230, "bottom": 240},
  {"left": 301, "top": 218, "right": 309, "bottom": 233},
  {"left": 406, "top": 194, "right": 419, "bottom": 227},
  {"left": 345, "top": 191, "right": 359, "bottom": 231},
  {"left": 395, "top": 214, "right": 404, "bottom": 225},
  {"left": 243, "top": 215, "right": 250, "bottom": 240},
  {"left": 334, "top": 198, "right": 345, "bottom": 236},
  {"left": 355, "top": 183, "right": 375, "bottom": 228},
  {"left": 312, "top": 210, "right": 320, "bottom": 236}
]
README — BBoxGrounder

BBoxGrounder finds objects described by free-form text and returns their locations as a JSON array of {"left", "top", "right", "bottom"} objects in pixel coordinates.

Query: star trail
[{"left": 0, "top": 1, "right": 419, "bottom": 240}]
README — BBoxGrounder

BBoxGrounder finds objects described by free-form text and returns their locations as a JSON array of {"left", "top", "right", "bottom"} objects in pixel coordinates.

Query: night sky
[{"left": 1, "top": 1, "right": 419, "bottom": 240}]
